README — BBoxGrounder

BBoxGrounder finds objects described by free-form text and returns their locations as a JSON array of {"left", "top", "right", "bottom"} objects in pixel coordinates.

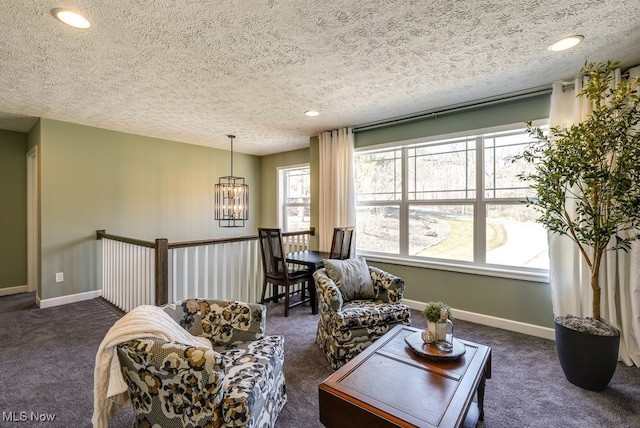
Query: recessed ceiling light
[
  {"left": 548, "top": 35, "right": 584, "bottom": 52},
  {"left": 304, "top": 110, "right": 320, "bottom": 117},
  {"left": 51, "top": 8, "right": 91, "bottom": 29}
]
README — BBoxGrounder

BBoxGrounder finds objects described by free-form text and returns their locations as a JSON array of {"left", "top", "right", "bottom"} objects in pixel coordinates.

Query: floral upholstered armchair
[
  {"left": 314, "top": 257, "right": 411, "bottom": 370},
  {"left": 116, "top": 299, "right": 286, "bottom": 427}
]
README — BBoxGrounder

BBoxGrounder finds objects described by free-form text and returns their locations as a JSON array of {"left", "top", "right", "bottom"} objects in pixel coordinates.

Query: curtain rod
[
  {"left": 353, "top": 85, "right": 552, "bottom": 133},
  {"left": 561, "top": 70, "right": 631, "bottom": 92}
]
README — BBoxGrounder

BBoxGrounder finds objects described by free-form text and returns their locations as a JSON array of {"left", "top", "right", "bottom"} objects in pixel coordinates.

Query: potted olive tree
[{"left": 515, "top": 61, "right": 640, "bottom": 390}]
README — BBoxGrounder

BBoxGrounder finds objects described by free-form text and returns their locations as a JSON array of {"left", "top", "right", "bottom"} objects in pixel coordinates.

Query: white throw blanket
[{"left": 91, "top": 305, "right": 213, "bottom": 428}]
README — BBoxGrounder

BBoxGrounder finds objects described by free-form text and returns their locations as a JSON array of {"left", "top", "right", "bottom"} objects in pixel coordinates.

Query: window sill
[{"left": 360, "top": 253, "right": 550, "bottom": 283}]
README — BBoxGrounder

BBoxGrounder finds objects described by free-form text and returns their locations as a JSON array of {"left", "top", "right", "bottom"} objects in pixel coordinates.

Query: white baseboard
[
  {"left": 0, "top": 285, "right": 28, "bottom": 297},
  {"left": 38, "top": 289, "right": 103, "bottom": 309},
  {"left": 404, "top": 298, "right": 555, "bottom": 341}
]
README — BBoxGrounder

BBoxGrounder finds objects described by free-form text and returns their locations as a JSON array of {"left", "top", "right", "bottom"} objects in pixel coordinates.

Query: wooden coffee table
[{"left": 318, "top": 325, "right": 491, "bottom": 427}]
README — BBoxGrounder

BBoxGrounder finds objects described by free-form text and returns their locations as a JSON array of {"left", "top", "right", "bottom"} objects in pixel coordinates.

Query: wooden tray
[{"left": 404, "top": 331, "right": 466, "bottom": 361}]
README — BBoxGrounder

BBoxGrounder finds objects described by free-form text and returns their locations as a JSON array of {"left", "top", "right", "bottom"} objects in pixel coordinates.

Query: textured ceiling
[{"left": 1, "top": 1, "right": 640, "bottom": 155}]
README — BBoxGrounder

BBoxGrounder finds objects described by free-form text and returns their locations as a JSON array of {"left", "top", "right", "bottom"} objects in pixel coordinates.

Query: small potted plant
[
  {"left": 514, "top": 60, "right": 640, "bottom": 390},
  {"left": 422, "top": 301, "right": 453, "bottom": 343}
]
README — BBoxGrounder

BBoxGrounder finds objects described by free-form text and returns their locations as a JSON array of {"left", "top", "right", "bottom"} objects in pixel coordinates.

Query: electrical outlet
[{"left": 55, "top": 272, "right": 64, "bottom": 283}]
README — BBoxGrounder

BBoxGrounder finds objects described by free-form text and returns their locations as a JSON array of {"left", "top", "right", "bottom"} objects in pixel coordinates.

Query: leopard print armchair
[
  {"left": 117, "top": 299, "right": 286, "bottom": 427},
  {"left": 314, "top": 266, "right": 411, "bottom": 370}
]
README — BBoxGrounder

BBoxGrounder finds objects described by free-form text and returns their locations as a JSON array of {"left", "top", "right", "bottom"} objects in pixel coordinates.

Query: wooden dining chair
[
  {"left": 329, "top": 226, "right": 355, "bottom": 259},
  {"left": 258, "top": 227, "right": 314, "bottom": 317}
]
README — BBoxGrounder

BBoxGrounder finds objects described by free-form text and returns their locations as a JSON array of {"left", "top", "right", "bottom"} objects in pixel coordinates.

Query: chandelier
[{"left": 214, "top": 135, "right": 249, "bottom": 227}]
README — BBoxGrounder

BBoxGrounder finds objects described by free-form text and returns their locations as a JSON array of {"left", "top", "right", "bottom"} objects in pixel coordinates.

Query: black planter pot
[{"left": 554, "top": 319, "right": 620, "bottom": 391}]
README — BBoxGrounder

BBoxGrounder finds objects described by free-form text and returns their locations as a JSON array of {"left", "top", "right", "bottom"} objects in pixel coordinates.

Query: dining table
[{"left": 285, "top": 250, "right": 332, "bottom": 315}]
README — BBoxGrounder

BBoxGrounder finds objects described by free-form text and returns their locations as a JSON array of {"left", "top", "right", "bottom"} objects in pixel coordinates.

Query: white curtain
[
  {"left": 548, "top": 66, "right": 640, "bottom": 366},
  {"left": 318, "top": 128, "right": 356, "bottom": 252}
]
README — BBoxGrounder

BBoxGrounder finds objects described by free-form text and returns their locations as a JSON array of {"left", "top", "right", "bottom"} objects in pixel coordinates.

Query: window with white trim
[
  {"left": 279, "top": 165, "right": 310, "bottom": 232},
  {"left": 355, "top": 123, "right": 549, "bottom": 274}
]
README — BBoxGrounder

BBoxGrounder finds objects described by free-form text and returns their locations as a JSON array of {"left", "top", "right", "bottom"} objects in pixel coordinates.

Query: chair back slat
[
  {"left": 258, "top": 228, "right": 287, "bottom": 278},
  {"left": 330, "top": 226, "right": 355, "bottom": 259}
]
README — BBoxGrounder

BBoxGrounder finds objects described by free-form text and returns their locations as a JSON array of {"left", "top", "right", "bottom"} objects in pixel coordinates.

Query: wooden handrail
[
  {"left": 97, "top": 228, "right": 315, "bottom": 249},
  {"left": 96, "top": 229, "right": 156, "bottom": 248},
  {"left": 168, "top": 227, "right": 315, "bottom": 249}
]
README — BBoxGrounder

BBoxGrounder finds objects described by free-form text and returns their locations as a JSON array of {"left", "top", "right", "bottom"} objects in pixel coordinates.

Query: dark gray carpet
[{"left": 1, "top": 292, "right": 639, "bottom": 427}]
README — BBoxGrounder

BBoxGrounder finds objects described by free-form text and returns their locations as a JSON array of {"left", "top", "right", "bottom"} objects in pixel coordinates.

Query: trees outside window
[
  {"left": 355, "top": 124, "right": 549, "bottom": 275},
  {"left": 279, "top": 166, "right": 310, "bottom": 232}
]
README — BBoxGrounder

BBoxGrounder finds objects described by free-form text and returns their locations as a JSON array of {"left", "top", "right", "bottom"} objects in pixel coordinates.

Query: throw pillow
[{"left": 324, "top": 257, "right": 375, "bottom": 301}]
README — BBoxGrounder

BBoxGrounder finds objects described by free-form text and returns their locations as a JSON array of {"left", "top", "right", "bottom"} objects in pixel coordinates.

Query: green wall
[
  {"left": 355, "top": 93, "right": 550, "bottom": 148},
  {"left": 0, "top": 129, "right": 28, "bottom": 290},
  {"left": 370, "top": 261, "right": 552, "bottom": 327},
  {"left": 36, "top": 119, "right": 261, "bottom": 300}
]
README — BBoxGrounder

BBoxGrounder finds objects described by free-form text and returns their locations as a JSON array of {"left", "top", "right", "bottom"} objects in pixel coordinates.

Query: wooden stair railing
[{"left": 97, "top": 228, "right": 315, "bottom": 311}]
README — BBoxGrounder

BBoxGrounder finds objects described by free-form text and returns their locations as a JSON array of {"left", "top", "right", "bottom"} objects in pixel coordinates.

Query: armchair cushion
[
  {"left": 334, "top": 300, "right": 410, "bottom": 330},
  {"left": 324, "top": 256, "right": 375, "bottom": 301}
]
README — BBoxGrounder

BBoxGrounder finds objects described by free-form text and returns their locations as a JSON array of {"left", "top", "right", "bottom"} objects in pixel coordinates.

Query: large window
[
  {"left": 279, "top": 165, "right": 310, "bottom": 232},
  {"left": 355, "top": 124, "right": 549, "bottom": 276}
]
